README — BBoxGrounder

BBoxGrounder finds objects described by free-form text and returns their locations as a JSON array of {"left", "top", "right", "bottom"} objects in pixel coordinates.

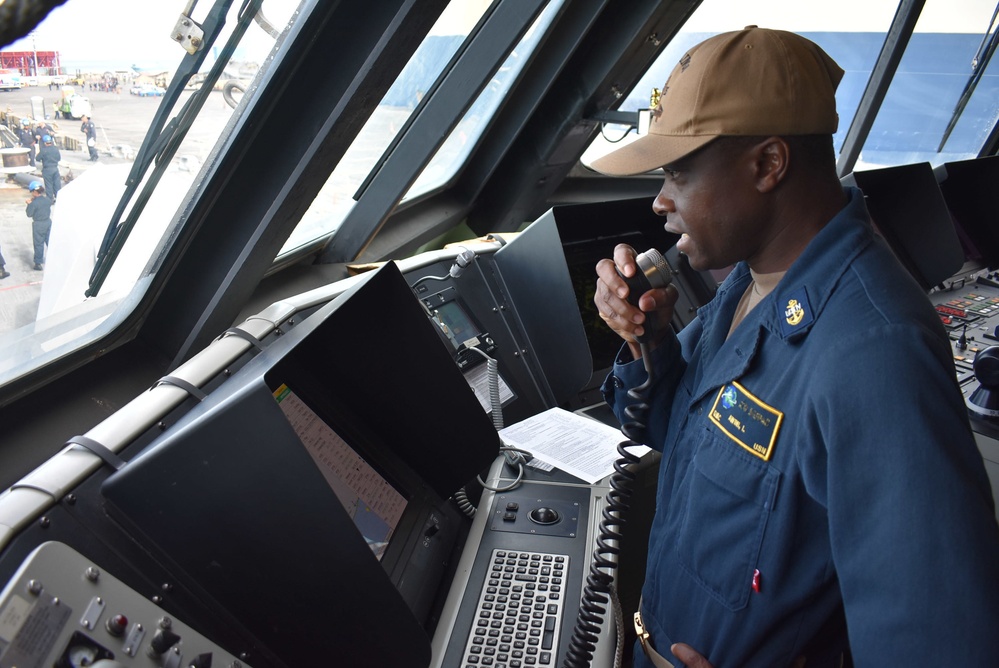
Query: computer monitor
[
  {"left": 546, "top": 197, "right": 715, "bottom": 389},
  {"left": 843, "top": 162, "right": 965, "bottom": 291},
  {"left": 102, "top": 263, "right": 499, "bottom": 667},
  {"left": 934, "top": 155, "right": 999, "bottom": 268}
]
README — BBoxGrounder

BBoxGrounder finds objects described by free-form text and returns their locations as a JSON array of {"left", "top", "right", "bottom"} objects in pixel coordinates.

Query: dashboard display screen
[
  {"left": 435, "top": 300, "right": 480, "bottom": 349},
  {"left": 274, "top": 384, "right": 408, "bottom": 560}
]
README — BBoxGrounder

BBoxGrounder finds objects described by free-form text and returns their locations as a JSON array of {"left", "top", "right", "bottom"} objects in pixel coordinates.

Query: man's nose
[{"left": 653, "top": 189, "right": 675, "bottom": 216}]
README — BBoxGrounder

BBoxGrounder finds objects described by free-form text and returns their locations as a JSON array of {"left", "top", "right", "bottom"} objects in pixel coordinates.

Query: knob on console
[{"left": 968, "top": 346, "right": 999, "bottom": 419}]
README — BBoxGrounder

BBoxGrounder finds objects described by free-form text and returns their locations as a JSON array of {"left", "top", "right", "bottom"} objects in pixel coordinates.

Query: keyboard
[{"left": 459, "top": 549, "right": 570, "bottom": 667}]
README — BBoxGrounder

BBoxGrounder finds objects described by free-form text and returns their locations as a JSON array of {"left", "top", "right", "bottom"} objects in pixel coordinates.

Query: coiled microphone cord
[
  {"left": 453, "top": 346, "right": 526, "bottom": 518},
  {"left": 563, "top": 342, "right": 655, "bottom": 668}
]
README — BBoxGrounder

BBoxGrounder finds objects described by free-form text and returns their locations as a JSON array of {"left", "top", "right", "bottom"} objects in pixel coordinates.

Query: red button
[{"left": 106, "top": 613, "right": 128, "bottom": 636}]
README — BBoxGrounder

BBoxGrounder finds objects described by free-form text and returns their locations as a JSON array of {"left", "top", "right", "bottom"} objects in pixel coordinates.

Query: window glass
[
  {"left": 279, "top": 1, "right": 494, "bottom": 256},
  {"left": 580, "top": 0, "right": 960, "bottom": 170},
  {"left": 857, "top": 0, "right": 999, "bottom": 169},
  {"left": 0, "top": 0, "right": 300, "bottom": 387},
  {"left": 403, "top": 1, "right": 564, "bottom": 199}
]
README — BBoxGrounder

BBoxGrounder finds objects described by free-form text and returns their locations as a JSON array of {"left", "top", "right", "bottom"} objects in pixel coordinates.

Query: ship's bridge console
[{"left": 1, "top": 156, "right": 998, "bottom": 667}]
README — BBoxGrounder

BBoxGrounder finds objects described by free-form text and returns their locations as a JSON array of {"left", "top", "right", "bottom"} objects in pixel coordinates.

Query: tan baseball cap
[{"left": 590, "top": 26, "right": 844, "bottom": 176}]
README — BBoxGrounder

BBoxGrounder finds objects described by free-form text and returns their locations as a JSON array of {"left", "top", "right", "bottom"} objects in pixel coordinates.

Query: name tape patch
[{"left": 708, "top": 381, "right": 783, "bottom": 461}]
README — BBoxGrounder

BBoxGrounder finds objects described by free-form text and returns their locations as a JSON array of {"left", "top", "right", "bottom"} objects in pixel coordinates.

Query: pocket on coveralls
[{"left": 675, "top": 436, "right": 781, "bottom": 611}]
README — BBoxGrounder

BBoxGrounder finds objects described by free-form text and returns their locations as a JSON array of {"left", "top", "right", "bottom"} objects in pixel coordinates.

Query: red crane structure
[{"left": 0, "top": 51, "right": 62, "bottom": 75}]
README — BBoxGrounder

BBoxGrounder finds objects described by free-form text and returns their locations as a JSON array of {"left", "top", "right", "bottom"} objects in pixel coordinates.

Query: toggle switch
[{"left": 149, "top": 628, "right": 182, "bottom": 655}]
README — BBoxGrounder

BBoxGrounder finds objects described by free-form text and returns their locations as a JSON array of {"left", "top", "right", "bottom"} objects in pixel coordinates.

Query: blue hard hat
[
  {"left": 42, "top": 134, "right": 52, "bottom": 143},
  {"left": 21, "top": 118, "right": 29, "bottom": 125},
  {"left": 28, "top": 181, "right": 42, "bottom": 191}
]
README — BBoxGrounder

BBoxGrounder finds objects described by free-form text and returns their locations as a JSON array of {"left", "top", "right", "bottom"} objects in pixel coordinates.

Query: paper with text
[{"left": 499, "top": 407, "right": 650, "bottom": 483}]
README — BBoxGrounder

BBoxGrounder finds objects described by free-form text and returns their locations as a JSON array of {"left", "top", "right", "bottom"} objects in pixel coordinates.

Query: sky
[
  {"left": 3, "top": 0, "right": 300, "bottom": 73},
  {"left": 5, "top": 0, "right": 994, "bottom": 74},
  {"left": 683, "top": 0, "right": 997, "bottom": 33},
  {"left": 3, "top": 0, "right": 492, "bottom": 74},
  {"left": 6, "top": 1, "right": 190, "bottom": 71}
]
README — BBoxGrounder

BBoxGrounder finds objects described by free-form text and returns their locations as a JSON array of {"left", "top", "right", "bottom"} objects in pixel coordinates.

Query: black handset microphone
[
  {"left": 617, "top": 248, "right": 674, "bottom": 342},
  {"left": 564, "top": 249, "right": 672, "bottom": 668}
]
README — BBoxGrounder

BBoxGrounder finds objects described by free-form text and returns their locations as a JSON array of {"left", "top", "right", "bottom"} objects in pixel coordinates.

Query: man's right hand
[{"left": 594, "top": 243, "right": 678, "bottom": 359}]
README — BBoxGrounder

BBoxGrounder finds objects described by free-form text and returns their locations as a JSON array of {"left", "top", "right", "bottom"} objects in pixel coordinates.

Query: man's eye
[{"left": 665, "top": 168, "right": 680, "bottom": 179}]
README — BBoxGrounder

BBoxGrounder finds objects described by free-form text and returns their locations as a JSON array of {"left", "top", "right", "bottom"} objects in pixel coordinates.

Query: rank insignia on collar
[
  {"left": 778, "top": 287, "right": 813, "bottom": 337},
  {"left": 785, "top": 299, "right": 805, "bottom": 325}
]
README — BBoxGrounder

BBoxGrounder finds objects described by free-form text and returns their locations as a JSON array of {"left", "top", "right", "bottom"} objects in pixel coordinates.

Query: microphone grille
[{"left": 636, "top": 248, "right": 672, "bottom": 289}]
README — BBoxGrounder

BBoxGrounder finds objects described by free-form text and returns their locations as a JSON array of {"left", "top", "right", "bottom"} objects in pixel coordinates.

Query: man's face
[{"left": 653, "top": 137, "right": 768, "bottom": 272}]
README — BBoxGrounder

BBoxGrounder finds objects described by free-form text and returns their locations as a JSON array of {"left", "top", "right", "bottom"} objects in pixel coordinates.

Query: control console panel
[
  {"left": 929, "top": 270, "right": 999, "bottom": 511},
  {"left": 0, "top": 542, "right": 248, "bottom": 668},
  {"left": 930, "top": 272, "right": 999, "bottom": 405}
]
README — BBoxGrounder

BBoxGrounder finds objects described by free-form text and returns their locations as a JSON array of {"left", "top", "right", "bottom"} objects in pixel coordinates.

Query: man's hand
[
  {"left": 671, "top": 643, "right": 807, "bottom": 668},
  {"left": 671, "top": 643, "right": 714, "bottom": 668},
  {"left": 594, "top": 243, "right": 677, "bottom": 359}
]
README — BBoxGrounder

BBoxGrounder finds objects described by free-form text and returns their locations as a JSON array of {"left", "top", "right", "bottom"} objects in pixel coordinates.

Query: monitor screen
[
  {"left": 844, "top": 162, "right": 964, "bottom": 290},
  {"left": 274, "top": 383, "right": 408, "bottom": 560},
  {"left": 935, "top": 155, "right": 999, "bottom": 268},
  {"left": 434, "top": 300, "right": 480, "bottom": 350}
]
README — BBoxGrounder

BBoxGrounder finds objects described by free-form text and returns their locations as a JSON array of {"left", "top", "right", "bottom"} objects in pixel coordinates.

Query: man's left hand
[{"left": 671, "top": 643, "right": 714, "bottom": 668}]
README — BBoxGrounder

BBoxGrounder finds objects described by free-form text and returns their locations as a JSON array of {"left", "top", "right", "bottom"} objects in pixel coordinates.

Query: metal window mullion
[
  {"left": 836, "top": 0, "right": 925, "bottom": 177},
  {"left": 323, "top": 0, "right": 549, "bottom": 264}
]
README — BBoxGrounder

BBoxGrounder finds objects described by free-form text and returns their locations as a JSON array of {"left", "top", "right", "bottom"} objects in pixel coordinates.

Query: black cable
[
  {"left": 599, "top": 122, "right": 636, "bottom": 144},
  {"left": 562, "top": 342, "right": 655, "bottom": 668}
]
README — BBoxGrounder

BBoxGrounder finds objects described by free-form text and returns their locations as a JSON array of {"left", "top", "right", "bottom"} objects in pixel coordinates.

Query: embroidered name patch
[{"left": 708, "top": 381, "right": 783, "bottom": 461}]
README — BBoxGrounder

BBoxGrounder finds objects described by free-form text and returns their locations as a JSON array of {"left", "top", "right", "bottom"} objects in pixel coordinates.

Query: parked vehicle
[
  {"left": 130, "top": 83, "right": 165, "bottom": 97},
  {"left": 0, "top": 69, "right": 22, "bottom": 91},
  {"left": 53, "top": 84, "right": 91, "bottom": 119}
]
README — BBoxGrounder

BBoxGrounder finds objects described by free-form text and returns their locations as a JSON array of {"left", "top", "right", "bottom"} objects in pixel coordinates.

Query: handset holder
[{"left": 616, "top": 248, "right": 674, "bottom": 342}]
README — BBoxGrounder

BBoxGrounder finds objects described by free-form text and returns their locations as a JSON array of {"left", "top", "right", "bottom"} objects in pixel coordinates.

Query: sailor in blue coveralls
[{"left": 590, "top": 27, "right": 999, "bottom": 668}]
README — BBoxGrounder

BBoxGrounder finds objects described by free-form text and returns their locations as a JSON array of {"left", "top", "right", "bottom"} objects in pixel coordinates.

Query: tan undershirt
[{"left": 728, "top": 268, "right": 786, "bottom": 337}]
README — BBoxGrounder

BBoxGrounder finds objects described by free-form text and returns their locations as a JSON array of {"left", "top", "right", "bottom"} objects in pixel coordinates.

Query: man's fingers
[
  {"left": 637, "top": 284, "right": 679, "bottom": 313},
  {"left": 671, "top": 643, "right": 714, "bottom": 668},
  {"left": 612, "top": 243, "right": 638, "bottom": 277}
]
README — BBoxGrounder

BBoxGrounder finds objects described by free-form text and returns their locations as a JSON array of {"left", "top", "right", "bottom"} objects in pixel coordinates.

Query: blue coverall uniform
[
  {"left": 36, "top": 144, "right": 61, "bottom": 201},
  {"left": 26, "top": 195, "right": 52, "bottom": 267},
  {"left": 603, "top": 188, "right": 999, "bottom": 667}
]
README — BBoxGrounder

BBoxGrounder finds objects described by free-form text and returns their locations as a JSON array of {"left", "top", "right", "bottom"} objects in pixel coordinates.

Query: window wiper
[
  {"left": 937, "top": 3, "right": 999, "bottom": 152},
  {"left": 86, "top": 0, "right": 264, "bottom": 297}
]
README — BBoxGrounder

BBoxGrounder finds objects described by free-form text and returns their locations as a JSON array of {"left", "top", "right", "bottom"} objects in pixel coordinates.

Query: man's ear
[{"left": 754, "top": 136, "right": 790, "bottom": 193}]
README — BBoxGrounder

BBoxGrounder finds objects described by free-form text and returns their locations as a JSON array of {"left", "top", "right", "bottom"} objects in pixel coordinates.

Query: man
[
  {"left": 36, "top": 135, "right": 61, "bottom": 202},
  {"left": 591, "top": 27, "right": 999, "bottom": 667},
  {"left": 25, "top": 181, "right": 52, "bottom": 271},
  {"left": 33, "top": 120, "right": 54, "bottom": 149},
  {"left": 18, "top": 118, "right": 36, "bottom": 167},
  {"left": 81, "top": 114, "right": 98, "bottom": 161}
]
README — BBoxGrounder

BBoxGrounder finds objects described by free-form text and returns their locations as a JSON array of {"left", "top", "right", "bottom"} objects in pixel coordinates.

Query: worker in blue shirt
[
  {"left": 25, "top": 181, "right": 52, "bottom": 271},
  {"left": 81, "top": 114, "right": 99, "bottom": 161},
  {"left": 18, "top": 118, "right": 36, "bottom": 167},
  {"left": 36, "top": 135, "right": 61, "bottom": 202},
  {"left": 591, "top": 27, "right": 999, "bottom": 668}
]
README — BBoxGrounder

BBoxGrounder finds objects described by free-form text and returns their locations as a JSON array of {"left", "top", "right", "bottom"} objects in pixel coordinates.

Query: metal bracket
[{"left": 171, "top": 14, "right": 206, "bottom": 55}]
